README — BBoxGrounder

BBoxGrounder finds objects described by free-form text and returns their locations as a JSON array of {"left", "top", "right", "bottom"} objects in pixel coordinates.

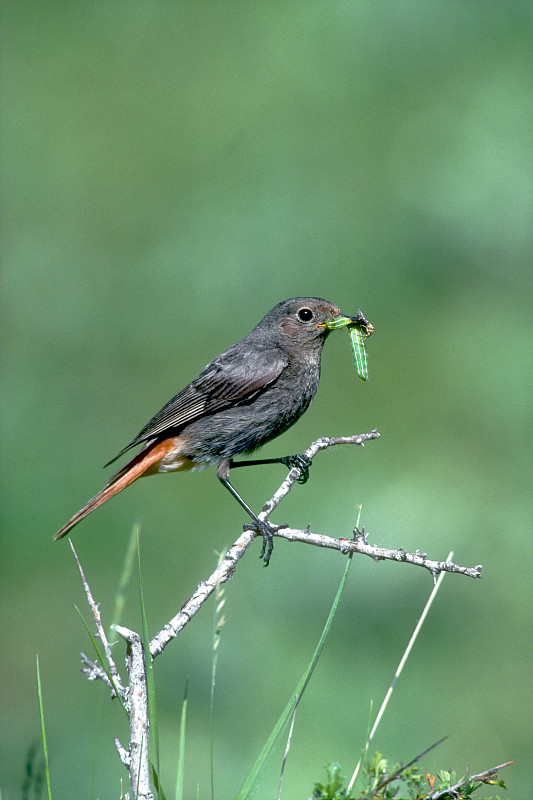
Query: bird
[{"left": 54, "top": 297, "right": 372, "bottom": 563}]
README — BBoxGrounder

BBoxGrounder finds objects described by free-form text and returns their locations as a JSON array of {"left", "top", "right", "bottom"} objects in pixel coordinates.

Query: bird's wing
[{"left": 105, "top": 346, "right": 289, "bottom": 465}]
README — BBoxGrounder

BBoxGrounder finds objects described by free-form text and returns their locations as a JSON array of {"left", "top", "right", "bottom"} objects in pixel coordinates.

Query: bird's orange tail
[{"left": 54, "top": 438, "right": 181, "bottom": 540}]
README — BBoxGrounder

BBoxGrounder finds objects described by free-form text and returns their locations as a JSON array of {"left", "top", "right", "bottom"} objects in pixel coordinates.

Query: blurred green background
[{"left": 2, "top": 2, "right": 532, "bottom": 797}]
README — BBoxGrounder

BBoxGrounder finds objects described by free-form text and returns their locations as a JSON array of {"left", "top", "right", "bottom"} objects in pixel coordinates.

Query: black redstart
[{"left": 54, "top": 297, "right": 373, "bottom": 563}]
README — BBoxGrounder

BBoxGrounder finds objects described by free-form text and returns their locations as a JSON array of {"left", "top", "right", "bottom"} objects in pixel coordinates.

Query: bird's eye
[{"left": 297, "top": 307, "right": 314, "bottom": 322}]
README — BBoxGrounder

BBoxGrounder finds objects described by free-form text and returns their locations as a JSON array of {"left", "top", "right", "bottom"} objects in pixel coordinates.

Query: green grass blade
[
  {"left": 236, "top": 552, "right": 354, "bottom": 800},
  {"left": 174, "top": 679, "right": 189, "bottom": 800},
  {"left": 276, "top": 701, "right": 297, "bottom": 800},
  {"left": 150, "top": 764, "right": 167, "bottom": 800},
  {"left": 36, "top": 655, "right": 53, "bottom": 800}
]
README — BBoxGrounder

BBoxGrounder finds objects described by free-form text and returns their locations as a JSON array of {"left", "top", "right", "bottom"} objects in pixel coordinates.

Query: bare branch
[
  {"left": 70, "top": 540, "right": 125, "bottom": 696},
  {"left": 80, "top": 652, "right": 121, "bottom": 694},
  {"left": 275, "top": 526, "right": 482, "bottom": 582},
  {"left": 113, "top": 625, "right": 153, "bottom": 800},
  {"left": 71, "top": 429, "right": 485, "bottom": 800},
  {"left": 114, "top": 737, "right": 131, "bottom": 768},
  {"left": 70, "top": 547, "right": 150, "bottom": 796},
  {"left": 149, "top": 527, "right": 257, "bottom": 657}
]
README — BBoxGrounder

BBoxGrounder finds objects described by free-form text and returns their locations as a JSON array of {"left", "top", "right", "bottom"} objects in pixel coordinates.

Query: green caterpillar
[{"left": 325, "top": 314, "right": 372, "bottom": 381}]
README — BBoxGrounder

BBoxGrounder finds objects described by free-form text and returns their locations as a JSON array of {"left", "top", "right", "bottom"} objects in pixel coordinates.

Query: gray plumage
[{"left": 107, "top": 297, "right": 339, "bottom": 466}]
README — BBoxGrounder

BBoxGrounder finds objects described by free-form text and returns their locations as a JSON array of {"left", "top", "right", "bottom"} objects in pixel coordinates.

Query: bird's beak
[{"left": 324, "top": 308, "right": 374, "bottom": 337}]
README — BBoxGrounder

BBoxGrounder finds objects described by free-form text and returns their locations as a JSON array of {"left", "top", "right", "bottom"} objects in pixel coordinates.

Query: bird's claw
[
  {"left": 243, "top": 519, "right": 288, "bottom": 566},
  {"left": 280, "top": 453, "right": 312, "bottom": 484}
]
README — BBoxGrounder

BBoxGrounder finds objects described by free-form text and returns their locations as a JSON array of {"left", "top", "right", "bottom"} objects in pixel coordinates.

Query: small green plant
[
  {"left": 360, "top": 750, "right": 428, "bottom": 798},
  {"left": 311, "top": 762, "right": 355, "bottom": 799},
  {"left": 309, "top": 755, "right": 510, "bottom": 800}
]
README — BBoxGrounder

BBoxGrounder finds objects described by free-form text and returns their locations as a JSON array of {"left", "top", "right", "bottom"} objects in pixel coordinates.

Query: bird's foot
[
  {"left": 279, "top": 453, "right": 312, "bottom": 484},
  {"left": 243, "top": 519, "right": 288, "bottom": 566}
]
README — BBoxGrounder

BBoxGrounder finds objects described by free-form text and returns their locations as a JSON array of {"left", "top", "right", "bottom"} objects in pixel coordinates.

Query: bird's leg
[
  {"left": 229, "top": 453, "right": 313, "bottom": 484},
  {"left": 216, "top": 459, "right": 287, "bottom": 566}
]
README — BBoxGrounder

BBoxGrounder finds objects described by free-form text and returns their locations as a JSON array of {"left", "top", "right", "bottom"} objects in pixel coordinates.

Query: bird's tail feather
[{"left": 53, "top": 439, "right": 179, "bottom": 540}]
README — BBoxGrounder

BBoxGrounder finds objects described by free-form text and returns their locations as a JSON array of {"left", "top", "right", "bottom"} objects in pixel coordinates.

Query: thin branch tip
[{"left": 114, "top": 737, "right": 131, "bottom": 768}]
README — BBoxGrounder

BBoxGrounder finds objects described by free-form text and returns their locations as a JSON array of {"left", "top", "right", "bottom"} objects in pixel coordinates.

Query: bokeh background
[{"left": 2, "top": 2, "right": 532, "bottom": 798}]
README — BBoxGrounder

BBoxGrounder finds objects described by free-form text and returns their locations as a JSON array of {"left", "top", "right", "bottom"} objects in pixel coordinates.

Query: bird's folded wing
[{"left": 104, "top": 347, "right": 288, "bottom": 465}]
